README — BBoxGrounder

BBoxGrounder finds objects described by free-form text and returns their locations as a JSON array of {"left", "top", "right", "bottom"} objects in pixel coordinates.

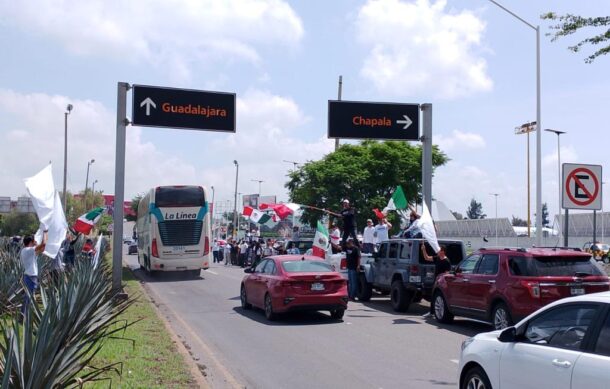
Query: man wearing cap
[
  {"left": 362, "top": 219, "right": 376, "bottom": 254},
  {"left": 339, "top": 199, "right": 358, "bottom": 247}
]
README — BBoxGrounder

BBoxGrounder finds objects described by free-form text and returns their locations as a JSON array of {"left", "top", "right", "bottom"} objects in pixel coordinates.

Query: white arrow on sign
[
  {"left": 140, "top": 97, "right": 157, "bottom": 116},
  {"left": 396, "top": 115, "right": 413, "bottom": 130}
]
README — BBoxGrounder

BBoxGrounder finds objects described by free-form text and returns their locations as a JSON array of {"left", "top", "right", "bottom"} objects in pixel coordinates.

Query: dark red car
[
  {"left": 432, "top": 247, "right": 610, "bottom": 330},
  {"left": 240, "top": 255, "right": 348, "bottom": 321}
]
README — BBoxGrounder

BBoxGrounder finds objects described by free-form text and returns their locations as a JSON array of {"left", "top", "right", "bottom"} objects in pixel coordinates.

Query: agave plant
[
  {"left": 0, "top": 240, "right": 24, "bottom": 315},
  {"left": 0, "top": 252, "right": 136, "bottom": 388}
]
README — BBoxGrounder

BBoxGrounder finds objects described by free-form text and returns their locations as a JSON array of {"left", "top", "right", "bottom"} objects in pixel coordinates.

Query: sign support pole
[
  {"left": 564, "top": 209, "right": 569, "bottom": 247},
  {"left": 334, "top": 75, "right": 342, "bottom": 151},
  {"left": 421, "top": 104, "right": 432, "bottom": 211},
  {"left": 593, "top": 210, "right": 597, "bottom": 242},
  {"left": 112, "top": 82, "right": 129, "bottom": 295}
]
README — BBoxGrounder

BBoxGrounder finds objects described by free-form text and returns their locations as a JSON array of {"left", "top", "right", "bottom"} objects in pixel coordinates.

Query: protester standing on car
[
  {"left": 20, "top": 232, "right": 47, "bottom": 316},
  {"left": 403, "top": 211, "right": 422, "bottom": 238},
  {"left": 374, "top": 217, "right": 392, "bottom": 244},
  {"left": 345, "top": 238, "right": 361, "bottom": 301},
  {"left": 325, "top": 199, "right": 358, "bottom": 247},
  {"left": 362, "top": 219, "right": 376, "bottom": 254}
]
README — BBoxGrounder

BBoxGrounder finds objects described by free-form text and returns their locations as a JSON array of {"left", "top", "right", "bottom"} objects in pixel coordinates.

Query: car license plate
[
  {"left": 311, "top": 282, "right": 325, "bottom": 291},
  {"left": 571, "top": 287, "right": 585, "bottom": 296},
  {"left": 409, "top": 276, "right": 421, "bottom": 283},
  {"left": 172, "top": 246, "right": 185, "bottom": 253}
]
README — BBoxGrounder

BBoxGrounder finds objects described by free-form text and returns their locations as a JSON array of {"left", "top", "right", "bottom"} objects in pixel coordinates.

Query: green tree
[
  {"left": 127, "top": 194, "right": 143, "bottom": 222},
  {"left": 286, "top": 140, "right": 448, "bottom": 231},
  {"left": 466, "top": 198, "right": 486, "bottom": 220},
  {"left": 542, "top": 13, "right": 610, "bottom": 63},
  {"left": 541, "top": 202, "right": 550, "bottom": 227},
  {"left": 511, "top": 216, "right": 528, "bottom": 227},
  {"left": 0, "top": 211, "right": 39, "bottom": 236}
]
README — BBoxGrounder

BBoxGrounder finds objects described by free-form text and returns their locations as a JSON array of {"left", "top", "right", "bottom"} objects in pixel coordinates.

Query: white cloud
[
  {"left": 436, "top": 130, "right": 486, "bottom": 151},
  {"left": 355, "top": 0, "right": 492, "bottom": 99},
  {"left": 0, "top": 89, "right": 333, "bottom": 208},
  {"left": 0, "top": 0, "right": 304, "bottom": 81},
  {"left": 543, "top": 146, "right": 578, "bottom": 168}
]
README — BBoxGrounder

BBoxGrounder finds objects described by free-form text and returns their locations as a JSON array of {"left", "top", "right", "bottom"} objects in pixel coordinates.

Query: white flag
[
  {"left": 420, "top": 202, "right": 440, "bottom": 253},
  {"left": 25, "top": 165, "right": 68, "bottom": 258},
  {"left": 92, "top": 234, "right": 103, "bottom": 269}
]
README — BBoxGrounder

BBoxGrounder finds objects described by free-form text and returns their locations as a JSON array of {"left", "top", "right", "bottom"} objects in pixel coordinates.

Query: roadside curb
[{"left": 124, "top": 264, "right": 210, "bottom": 389}]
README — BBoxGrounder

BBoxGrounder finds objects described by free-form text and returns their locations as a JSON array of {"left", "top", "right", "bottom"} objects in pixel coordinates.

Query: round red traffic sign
[{"left": 565, "top": 167, "right": 600, "bottom": 206}]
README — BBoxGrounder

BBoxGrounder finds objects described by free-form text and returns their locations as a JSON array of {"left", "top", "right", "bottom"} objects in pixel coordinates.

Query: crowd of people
[{"left": 211, "top": 237, "right": 299, "bottom": 269}]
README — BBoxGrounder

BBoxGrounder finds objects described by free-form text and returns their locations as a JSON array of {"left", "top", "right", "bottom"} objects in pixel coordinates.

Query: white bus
[{"left": 136, "top": 185, "right": 211, "bottom": 277}]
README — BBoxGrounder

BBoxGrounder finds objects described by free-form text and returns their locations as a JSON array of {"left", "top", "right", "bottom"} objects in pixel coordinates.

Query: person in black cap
[{"left": 326, "top": 199, "right": 358, "bottom": 248}]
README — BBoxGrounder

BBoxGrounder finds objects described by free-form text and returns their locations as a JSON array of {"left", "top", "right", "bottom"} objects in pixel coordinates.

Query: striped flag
[{"left": 73, "top": 207, "right": 105, "bottom": 235}]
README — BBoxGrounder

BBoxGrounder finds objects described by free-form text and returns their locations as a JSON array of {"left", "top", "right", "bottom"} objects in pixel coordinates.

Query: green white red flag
[
  {"left": 259, "top": 203, "right": 300, "bottom": 220},
  {"left": 383, "top": 185, "right": 408, "bottom": 213},
  {"left": 312, "top": 221, "right": 329, "bottom": 258},
  {"left": 73, "top": 206, "right": 105, "bottom": 235},
  {"left": 249, "top": 209, "right": 271, "bottom": 224}
]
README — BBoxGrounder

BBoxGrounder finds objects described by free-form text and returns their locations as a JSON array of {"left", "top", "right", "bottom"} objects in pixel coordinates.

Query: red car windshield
[
  {"left": 282, "top": 260, "right": 333, "bottom": 273},
  {"left": 509, "top": 256, "right": 605, "bottom": 277}
]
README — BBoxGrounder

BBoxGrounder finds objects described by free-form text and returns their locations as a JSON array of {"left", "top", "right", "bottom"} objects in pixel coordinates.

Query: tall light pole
[
  {"left": 515, "top": 121, "right": 536, "bottom": 237},
  {"left": 233, "top": 160, "right": 239, "bottom": 238},
  {"left": 490, "top": 193, "right": 500, "bottom": 246},
  {"left": 210, "top": 185, "right": 215, "bottom": 239},
  {"left": 545, "top": 129, "right": 566, "bottom": 239},
  {"left": 62, "top": 104, "right": 73, "bottom": 211},
  {"left": 489, "top": 0, "right": 543, "bottom": 245},
  {"left": 91, "top": 179, "right": 98, "bottom": 196},
  {"left": 251, "top": 179, "right": 264, "bottom": 195},
  {"left": 283, "top": 160, "right": 300, "bottom": 170},
  {"left": 85, "top": 159, "right": 95, "bottom": 209}
]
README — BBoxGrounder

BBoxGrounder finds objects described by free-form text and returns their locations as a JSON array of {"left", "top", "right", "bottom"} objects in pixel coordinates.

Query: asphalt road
[{"left": 123, "top": 249, "right": 491, "bottom": 389}]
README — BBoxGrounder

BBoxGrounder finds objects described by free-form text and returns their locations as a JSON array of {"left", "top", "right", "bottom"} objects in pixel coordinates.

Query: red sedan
[{"left": 240, "top": 255, "right": 348, "bottom": 321}]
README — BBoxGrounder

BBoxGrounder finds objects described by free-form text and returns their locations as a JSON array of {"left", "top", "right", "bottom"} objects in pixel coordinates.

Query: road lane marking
[
  {"left": 206, "top": 270, "right": 219, "bottom": 275},
  {"left": 450, "top": 359, "right": 459, "bottom": 364}
]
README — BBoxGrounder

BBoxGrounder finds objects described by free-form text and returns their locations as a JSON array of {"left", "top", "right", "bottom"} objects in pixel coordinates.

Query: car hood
[{"left": 473, "top": 329, "right": 503, "bottom": 341}]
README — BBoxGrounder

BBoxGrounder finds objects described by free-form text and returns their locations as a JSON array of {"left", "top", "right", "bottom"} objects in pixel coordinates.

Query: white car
[{"left": 459, "top": 291, "right": 610, "bottom": 389}]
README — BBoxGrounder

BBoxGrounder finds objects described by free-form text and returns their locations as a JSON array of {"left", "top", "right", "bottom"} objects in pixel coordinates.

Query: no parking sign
[{"left": 562, "top": 163, "right": 602, "bottom": 210}]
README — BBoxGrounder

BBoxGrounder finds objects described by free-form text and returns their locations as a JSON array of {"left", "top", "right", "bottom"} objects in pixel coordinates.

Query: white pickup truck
[{"left": 305, "top": 248, "right": 374, "bottom": 279}]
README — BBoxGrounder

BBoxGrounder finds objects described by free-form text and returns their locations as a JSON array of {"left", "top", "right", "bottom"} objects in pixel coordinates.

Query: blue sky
[{"left": 1, "top": 0, "right": 608, "bottom": 223}]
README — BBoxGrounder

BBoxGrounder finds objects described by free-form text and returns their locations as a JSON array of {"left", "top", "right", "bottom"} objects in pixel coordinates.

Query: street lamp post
[
  {"left": 92, "top": 179, "right": 98, "bottom": 196},
  {"left": 210, "top": 185, "right": 215, "bottom": 239},
  {"left": 85, "top": 159, "right": 95, "bottom": 209},
  {"left": 62, "top": 104, "right": 73, "bottom": 211},
  {"left": 489, "top": 0, "right": 543, "bottom": 245},
  {"left": 233, "top": 160, "right": 239, "bottom": 238},
  {"left": 491, "top": 193, "right": 499, "bottom": 246},
  {"left": 515, "top": 121, "right": 536, "bottom": 237},
  {"left": 283, "top": 160, "right": 300, "bottom": 170},
  {"left": 544, "top": 129, "right": 566, "bottom": 240},
  {"left": 251, "top": 179, "right": 264, "bottom": 195}
]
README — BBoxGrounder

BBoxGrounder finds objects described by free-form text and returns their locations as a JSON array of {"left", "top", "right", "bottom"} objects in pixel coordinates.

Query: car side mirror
[
  {"left": 498, "top": 327, "right": 517, "bottom": 343},
  {"left": 244, "top": 268, "right": 254, "bottom": 274}
]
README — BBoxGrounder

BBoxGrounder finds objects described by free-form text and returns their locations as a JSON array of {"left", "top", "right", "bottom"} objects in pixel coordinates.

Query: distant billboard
[
  {"left": 259, "top": 195, "right": 276, "bottom": 206},
  {"left": 242, "top": 194, "right": 259, "bottom": 209}
]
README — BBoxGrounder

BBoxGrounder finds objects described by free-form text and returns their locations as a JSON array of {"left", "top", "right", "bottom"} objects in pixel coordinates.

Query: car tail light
[
  {"left": 151, "top": 238, "right": 159, "bottom": 257},
  {"left": 340, "top": 257, "right": 347, "bottom": 270},
  {"left": 204, "top": 236, "right": 210, "bottom": 255},
  {"left": 410, "top": 265, "right": 419, "bottom": 275},
  {"left": 521, "top": 280, "right": 540, "bottom": 298}
]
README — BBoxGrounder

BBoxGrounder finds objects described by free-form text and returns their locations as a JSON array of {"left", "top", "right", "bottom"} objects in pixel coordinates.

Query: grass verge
[{"left": 86, "top": 266, "right": 197, "bottom": 388}]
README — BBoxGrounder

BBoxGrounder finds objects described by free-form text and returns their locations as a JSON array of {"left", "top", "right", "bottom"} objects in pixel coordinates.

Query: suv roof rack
[{"left": 479, "top": 247, "right": 528, "bottom": 252}]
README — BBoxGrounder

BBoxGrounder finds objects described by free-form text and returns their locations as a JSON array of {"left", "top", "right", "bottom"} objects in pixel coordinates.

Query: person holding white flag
[{"left": 20, "top": 232, "right": 47, "bottom": 316}]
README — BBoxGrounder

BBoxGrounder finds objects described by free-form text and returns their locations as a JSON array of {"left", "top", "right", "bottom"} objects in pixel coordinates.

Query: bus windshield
[{"left": 156, "top": 186, "right": 205, "bottom": 207}]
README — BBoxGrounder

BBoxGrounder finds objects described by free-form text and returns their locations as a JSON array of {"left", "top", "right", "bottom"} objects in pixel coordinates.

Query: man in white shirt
[
  {"left": 362, "top": 219, "right": 376, "bottom": 254},
  {"left": 20, "top": 232, "right": 47, "bottom": 316},
  {"left": 239, "top": 240, "right": 249, "bottom": 267},
  {"left": 212, "top": 240, "right": 220, "bottom": 263},
  {"left": 374, "top": 218, "right": 392, "bottom": 243}
]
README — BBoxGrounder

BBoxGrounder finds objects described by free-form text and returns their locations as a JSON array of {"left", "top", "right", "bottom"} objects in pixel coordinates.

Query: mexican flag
[
  {"left": 73, "top": 207, "right": 105, "bottom": 235},
  {"left": 312, "top": 221, "right": 329, "bottom": 258},
  {"left": 242, "top": 206, "right": 254, "bottom": 217},
  {"left": 250, "top": 209, "right": 271, "bottom": 224},
  {"left": 259, "top": 203, "right": 300, "bottom": 220},
  {"left": 383, "top": 185, "right": 408, "bottom": 213}
]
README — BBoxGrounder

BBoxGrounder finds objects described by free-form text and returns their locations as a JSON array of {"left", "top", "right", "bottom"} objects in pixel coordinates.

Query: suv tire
[
  {"left": 433, "top": 292, "right": 454, "bottom": 324},
  {"left": 461, "top": 365, "right": 491, "bottom": 389},
  {"left": 391, "top": 279, "right": 412, "bottom": 312},
  {"left": 357, "top": 274, "right": 373, "bottom": 301},
  {"left": 492, "top": 302, "right": 513, "bottom": 330}
]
